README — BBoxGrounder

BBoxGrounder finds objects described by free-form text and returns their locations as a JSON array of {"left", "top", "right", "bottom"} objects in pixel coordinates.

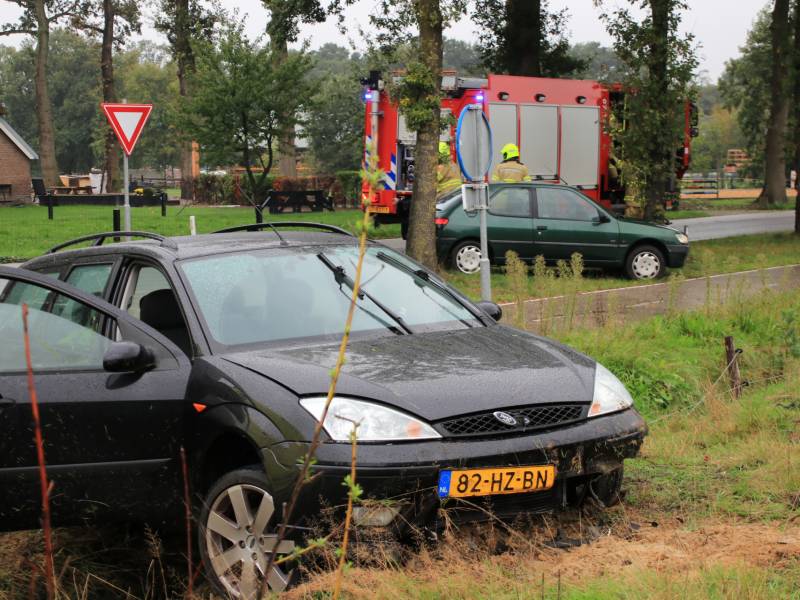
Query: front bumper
[
  {"left": 262, "top": 408, "right": 647, "bottom": 528},
  {"left": 665, "top": 243, "right": 690, "bottom": 268}
]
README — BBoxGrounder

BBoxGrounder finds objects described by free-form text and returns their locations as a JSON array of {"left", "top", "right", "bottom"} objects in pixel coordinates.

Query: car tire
[
  {"left": 198, "top": 466, "right": 296, "bottom": 598},
  {"left": 589, "top": 466, "right": 624, "bottom": 507},
  {"left": 451, "top": 240, "right": 483, "bottom": 274},
  {"left": 625, "top": 245, "right": 665, "bottom": 280}
]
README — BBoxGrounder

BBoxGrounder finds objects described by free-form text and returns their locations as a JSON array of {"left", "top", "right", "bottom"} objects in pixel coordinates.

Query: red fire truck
[{"left": 361, "top": 71, "right": 698, "bottom": 232}]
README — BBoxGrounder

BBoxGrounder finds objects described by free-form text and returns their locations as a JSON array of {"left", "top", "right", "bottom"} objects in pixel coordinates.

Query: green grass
[
  {"left": 321, "top": 562, "right": 800, "bottom": 599},
  {"left": 554, "top": 287, "right": 800, "bottom": 522},
  {"left": 445, "top": 232, "right": 800, "bottom": 303},
  {"left": 0, "top": 204, "right": 400, "bottom": 261}
]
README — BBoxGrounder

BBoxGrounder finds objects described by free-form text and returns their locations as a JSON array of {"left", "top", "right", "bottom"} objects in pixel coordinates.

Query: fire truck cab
[{"left": 362, "top": 72, "right": 696, "bottom": 232}]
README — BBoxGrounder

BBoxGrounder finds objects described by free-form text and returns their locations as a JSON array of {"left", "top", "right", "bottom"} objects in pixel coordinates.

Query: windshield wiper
[
  {"left": 375, "top": 251, "right": 485, "bottom": 324},
  {"left": 317, "top": 252, "right": 413, "bottom": 335}
]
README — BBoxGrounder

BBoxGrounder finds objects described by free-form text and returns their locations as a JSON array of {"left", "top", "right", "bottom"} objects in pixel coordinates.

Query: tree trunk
[
  {"left": 505, "top": 0, "right": 541, "bottom": 76},
  {"left": 793, "top": 0, "right": 800, "bottom": 232},
  {"left": 405, "top": 0, "right": 443, "bottom": 270},
  {"left": 270, "top": 34, "right": 296, "bottom": 178},
  {"left": 175, "top": 0, "right": 195, "bottom": 201},
  {"left": 758, "top": 0, "right": 790, "bottom": 208},
  {"left": 101, "top": 0, "right": 120, "bottom": 192},
  {"left": 643, "top": 0, "right": 670, "bottom": 221},
  {"left": 33, "top": 0, "right": 58, "bottom": 187}
]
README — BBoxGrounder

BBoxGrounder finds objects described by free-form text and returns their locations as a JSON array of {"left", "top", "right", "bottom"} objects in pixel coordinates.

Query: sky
[{"left": 0, "top": 0, "right": 768, "bottom": 81}]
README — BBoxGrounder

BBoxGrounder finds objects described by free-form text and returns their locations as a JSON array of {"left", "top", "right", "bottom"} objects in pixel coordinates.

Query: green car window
[
  {"left": 489, "top": 187, "right": 530, "bottom": 218},
  {"left": 537, "top": 188, "right": 599, "bottom": 221}
]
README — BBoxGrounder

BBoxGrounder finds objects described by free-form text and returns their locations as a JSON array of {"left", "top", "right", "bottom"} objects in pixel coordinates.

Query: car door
[
  {"left": 486, "top": 185, "right": 536, "bottom": 261},
  {"left": 0, "top": 266, "right": 191, "bottom": 530},
  {"left": 532, "top": 186, "right": 622, "bottom": 265}
]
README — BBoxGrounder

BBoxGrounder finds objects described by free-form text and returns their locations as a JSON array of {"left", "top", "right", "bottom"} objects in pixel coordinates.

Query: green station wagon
[{"left": 436, "top": 183, "right": 689, "bottom": 279}]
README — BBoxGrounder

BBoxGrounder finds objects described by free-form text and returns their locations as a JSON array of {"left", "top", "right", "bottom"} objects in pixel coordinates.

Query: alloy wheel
[
  {"left": 204, "top": 484, "right": 295, "bottom": 599},
  {"left": 630, "top": 251, "right": 661, "bottom": 279},
  {"left": 455, "top": 244, "right": 482, "bottom": 274}
]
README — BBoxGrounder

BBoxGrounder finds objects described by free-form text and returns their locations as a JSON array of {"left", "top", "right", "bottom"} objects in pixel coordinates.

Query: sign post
[
  {"left": 101, "top": 102, "right": 153, "bottom": 231},
  {"left": 455, "top": 103, "right": 493, "bottom": 301}
]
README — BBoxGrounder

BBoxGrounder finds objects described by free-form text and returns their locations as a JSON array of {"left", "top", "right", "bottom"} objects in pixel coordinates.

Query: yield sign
[{"left": 101, "top": 103, "right": 153, "bottom": 155}]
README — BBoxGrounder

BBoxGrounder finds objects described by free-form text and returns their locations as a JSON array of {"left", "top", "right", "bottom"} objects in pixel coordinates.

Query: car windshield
[{"left": 180, "top": 245, "right": 481, "bottom": 348}]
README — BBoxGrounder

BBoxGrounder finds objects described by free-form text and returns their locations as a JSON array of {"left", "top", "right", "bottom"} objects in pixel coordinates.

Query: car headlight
[
  {"left": 675, "top": 232, "right": 689, "bottom": 244},
  {"left": 589, "top": 363, "right": 634, "bottom": 417},
  {"left": 299, "top": 397, "right": 441, "bottom": 442}
]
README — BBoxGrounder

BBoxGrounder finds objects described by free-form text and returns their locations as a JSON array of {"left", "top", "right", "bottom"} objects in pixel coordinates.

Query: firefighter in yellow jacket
[
  {"left": 436, "top": 141, "right": 461, "bottom": 199},
  {"left": 492, "top": 143, "right": 532, "bottom": 182}
]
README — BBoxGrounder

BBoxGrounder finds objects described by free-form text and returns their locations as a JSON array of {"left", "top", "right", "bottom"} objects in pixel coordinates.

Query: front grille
[
  {"left": 441, "top": 486, "right": 561, "bottom": 524},
  {"left": 438, "top": 404, "right": 586, "bottom": 438}
]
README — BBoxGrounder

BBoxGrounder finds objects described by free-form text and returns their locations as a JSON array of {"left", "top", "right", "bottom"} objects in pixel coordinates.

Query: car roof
[{"left": 22, "top": 229, "right": 360, "bottom": 270}]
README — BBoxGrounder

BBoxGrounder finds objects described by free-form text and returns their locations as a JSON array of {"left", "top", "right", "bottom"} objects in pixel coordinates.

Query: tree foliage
[
  {"left": 599, "top": 0, "right": 698, "bottom": 220},
  {"left": 0, "top": 33, "right": 185, "bottom": 174},
  {"left": 719, "top": 9, "right": 772, "bottom": 177},
  {"left": 179, "top": 22, "right": 311, "bottom": 203},
  {"left": 0, "top": 29, "right": 99, "bottom": 173},
  {"left": 473, "top": 0, "right": 585, "bottom": 77},
  {"left": 569, "top": 41, "right": 625, "bottom": 80},
  {"left": 305, "top": 44, "right": 364, "bottom": 172},
  {"left": 689, "top": 105, "right": 745, "bottom": 172}
]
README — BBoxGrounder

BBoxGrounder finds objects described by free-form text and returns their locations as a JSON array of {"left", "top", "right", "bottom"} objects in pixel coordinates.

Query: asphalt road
[
  {"left": 668, "top": 210, "right": 794, "bottom": 240},
  {"left": 379, "top": 210, "right": 796, "bottom": 253}
]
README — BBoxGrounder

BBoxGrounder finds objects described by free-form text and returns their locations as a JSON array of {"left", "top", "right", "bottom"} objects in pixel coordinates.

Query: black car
[{"left": 0, "top": 224, "right": 647, "bottom": 597}]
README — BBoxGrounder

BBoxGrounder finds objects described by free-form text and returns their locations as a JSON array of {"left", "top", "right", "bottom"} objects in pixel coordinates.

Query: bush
[
  {"left": 335, "top": 171, "right": 362, "bottom": 208},
  {"left": 193, "top": 173, "right": 276, "bottom": 205}
]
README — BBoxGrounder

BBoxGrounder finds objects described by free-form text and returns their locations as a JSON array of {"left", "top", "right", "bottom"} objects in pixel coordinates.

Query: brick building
[{"left": 0, "top": 116, "right": 38, "bottom": 203}]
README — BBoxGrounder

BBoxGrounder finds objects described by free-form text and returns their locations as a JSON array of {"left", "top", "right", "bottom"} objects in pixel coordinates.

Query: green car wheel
[{"left": 452, "top": 240, "right": 483, "bottom": 274}]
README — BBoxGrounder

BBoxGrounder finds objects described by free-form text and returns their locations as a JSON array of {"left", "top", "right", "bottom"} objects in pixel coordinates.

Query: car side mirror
[
  {"left": 103, "top": 341, "right": 156, "bottom": 373},
  {"left": 476, "top": 301, "right": 502, "bottom": 322},
  {"left": 594, "top": 213, "right": 611, "bottom": 224}
]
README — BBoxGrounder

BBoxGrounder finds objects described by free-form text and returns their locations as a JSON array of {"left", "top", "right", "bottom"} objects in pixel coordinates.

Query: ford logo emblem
[{"left": 493, "top": 411, "right": 517, "bottom": 427}]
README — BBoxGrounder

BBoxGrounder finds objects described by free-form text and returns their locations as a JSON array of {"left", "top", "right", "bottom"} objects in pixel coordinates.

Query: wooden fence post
[{"left": 724, "top": 335, "right": 742, "bottom": 398}]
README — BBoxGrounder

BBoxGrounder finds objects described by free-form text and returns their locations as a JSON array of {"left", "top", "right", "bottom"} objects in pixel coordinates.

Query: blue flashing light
[
  {"left": 476, "top": 94, "right": 485, "bottom": 102},
  {"left": 364, "top": 92, "right": 373, "bottom": 101}
]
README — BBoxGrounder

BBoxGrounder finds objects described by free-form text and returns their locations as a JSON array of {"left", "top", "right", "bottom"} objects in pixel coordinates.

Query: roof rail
[
  {"left": 211, "top": 222, "right": 356, "bottom": 237},
  {"left": 47, "top": 231, "right": 178, "bottom": 254}
]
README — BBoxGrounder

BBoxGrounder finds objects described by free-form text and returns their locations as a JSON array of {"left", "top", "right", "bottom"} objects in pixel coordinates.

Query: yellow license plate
[
  {"left": 438, "top": 465, "right": 555, "bottom": 499},
  {"left": 367, "top": 205, "right": 391, "bottom": 213}
]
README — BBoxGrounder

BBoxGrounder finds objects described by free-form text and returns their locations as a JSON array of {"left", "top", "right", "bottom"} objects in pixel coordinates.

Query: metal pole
[
  {"left": 123, "top": 151, "right": 130, "bottom": 231},
  {"left": 112, "top": 208, "right": 120, "bottom": 242},
  {"left": 478, "top": 184, "right": 491, "bottom": 301}
]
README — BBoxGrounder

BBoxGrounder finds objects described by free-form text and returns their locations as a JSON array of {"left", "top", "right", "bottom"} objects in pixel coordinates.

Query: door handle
[{"left": 536, "top": 225, "right": 548, "bottom": 231}]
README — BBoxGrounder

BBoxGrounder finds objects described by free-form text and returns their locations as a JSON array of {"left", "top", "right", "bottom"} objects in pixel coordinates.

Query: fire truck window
[
  {"left": 536, "top": 188, "right": 599, "bottom": 222},
  {"left": 488, "top": 187, "right": 530, "bottom": 218}
]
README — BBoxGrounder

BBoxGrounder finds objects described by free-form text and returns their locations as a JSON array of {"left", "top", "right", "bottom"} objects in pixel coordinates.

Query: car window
[
  {"left": 489, "top": 187, "right": 530, "bottom": 218},
  {"left": 121, "top": 264, "right": 192, "bottom": 357},
  {"left": 124, "top": 266, "right": 171, "bottom": 319},
  {"left": 64, "top": 263, "right": 112, "bottom": 297},
  {"left": 536, "top": 188, "right": 600, "bottom": 221},
  {"left": 180, "top": 246, "right": 480, "bottom": 347},
  {"left": 0, "top": 278, "right": 113, "bottom": 373}
]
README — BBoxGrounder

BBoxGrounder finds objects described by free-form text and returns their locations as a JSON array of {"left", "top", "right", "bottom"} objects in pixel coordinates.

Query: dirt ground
[{"left": 286, "top": 509, "right": 800, "bottom": 599}]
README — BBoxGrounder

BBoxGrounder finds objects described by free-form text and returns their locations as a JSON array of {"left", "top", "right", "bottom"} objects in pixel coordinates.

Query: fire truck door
[
  {"left": 488, "top": 103, "right": 518, "bottom": 175},
  {"left": 519, "top": 105, "right": 558, "bottom": 180},
  {"left": 532, "top": 186, "right": 621, "bottom": 265},
  {"left": 486, "top": 186, "right": 536, "bottom": 261},
  {"left": 559, "top": 106, "right": 601, "bottom": 189}
]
